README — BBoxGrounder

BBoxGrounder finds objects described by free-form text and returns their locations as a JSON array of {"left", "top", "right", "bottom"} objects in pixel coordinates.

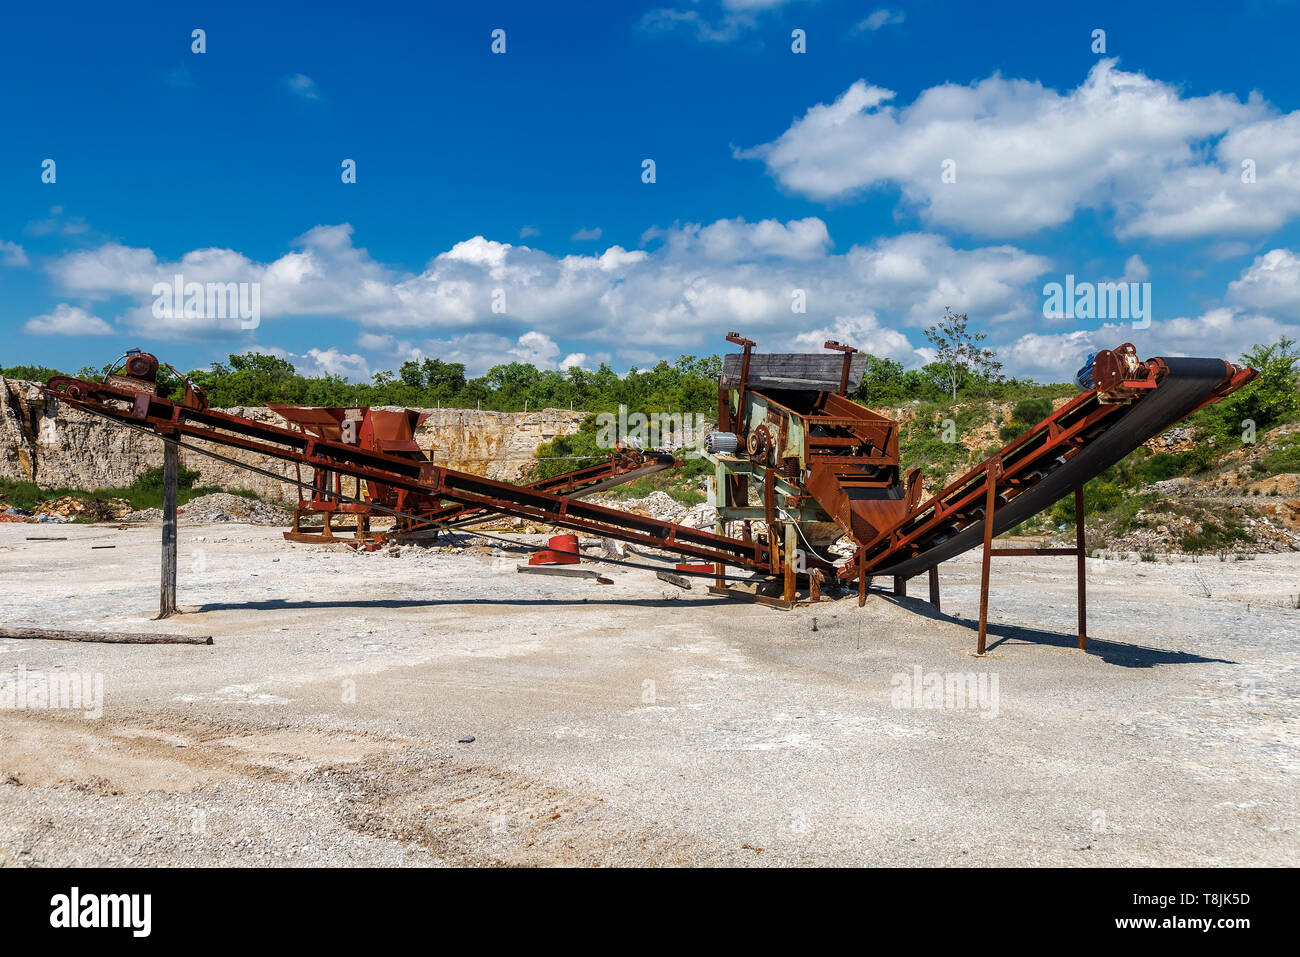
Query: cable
[
  {"left": 68, "top": 402, "right": 775, "bottom": 584},
  {"left": 777, "top": 507, "right": 846, "bottom": 566}
]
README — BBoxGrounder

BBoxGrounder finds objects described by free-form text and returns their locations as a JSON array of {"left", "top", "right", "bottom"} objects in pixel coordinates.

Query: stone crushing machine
[{"left": 44, "top": 334, "right": 1256, "bottom": 652}]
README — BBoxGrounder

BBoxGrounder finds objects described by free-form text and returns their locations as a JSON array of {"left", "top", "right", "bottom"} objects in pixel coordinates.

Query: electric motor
[
  {"left": 704, "top": 431, "right": 740, "bottom": 455},
  {"left": 123, "top": 351, "right": 159, "bottom": 382}
]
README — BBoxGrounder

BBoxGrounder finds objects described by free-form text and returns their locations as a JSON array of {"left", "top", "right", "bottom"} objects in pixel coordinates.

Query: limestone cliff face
[{"left": 0, "top": 378, "right": 587, "bottom": 503}]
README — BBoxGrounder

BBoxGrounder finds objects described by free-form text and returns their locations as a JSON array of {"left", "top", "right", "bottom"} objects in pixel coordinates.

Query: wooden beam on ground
[
  {"left": 0, "top": 627, "right": 212, "bottom": 645},
  {"left": 706, "top": 584, "right": 792, "bottom": 609},
  {"left": 654, "top": 570, "right": 692, "bottom": 589},
  {"left": 517, "top": 565, "right": 613, "bottom": 584}
]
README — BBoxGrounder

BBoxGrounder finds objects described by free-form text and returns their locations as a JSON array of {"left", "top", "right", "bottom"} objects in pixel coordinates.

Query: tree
[
  {"left": 0, "top": 364, "right": 63, "bottom": 384},
  {"left": 1198, "top": 335, "right": 1300, "bottom": 437},
  {"left": 398, "top": 360, "right": 425, "bottom": 390},
  {"left": 923, "top": 307, "right": 1002, "bottom": 402},
  {"left": 229, "top": 352, "right": 295, "bottom": 378},
  {"left": 421, "top": 358, "right": 466, "bottom": 394}
]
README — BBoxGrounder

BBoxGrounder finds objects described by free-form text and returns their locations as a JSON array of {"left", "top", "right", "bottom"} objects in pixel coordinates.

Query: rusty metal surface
[
  {"left": 43, "top": 337, "right": 1257, "bottom": 612},
  {"left": 44, "top": 373, "right": 771, "bottom": 571},
  {"left": 856, "top": 356, "right": 1255, "bottom": 580}
]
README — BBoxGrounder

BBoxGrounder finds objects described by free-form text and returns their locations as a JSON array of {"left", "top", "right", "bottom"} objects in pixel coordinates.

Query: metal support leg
[
  {"left": 715, "top": 468, "right": 728, "bottom": 591},
  {"left": 783, "top": 522, "right": 798, "bottom": 604},
  {"left": 976, "top": 459, "right": 1000, "bottom": 655},
  {"left": 1075, "top": 486, "right": 1087, "bottom": 651},
  {"left": 158, "top": 439, "right": 179, "bottom": 619}
]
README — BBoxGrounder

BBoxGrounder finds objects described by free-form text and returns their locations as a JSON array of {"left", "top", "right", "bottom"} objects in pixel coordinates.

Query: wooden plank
[
  {"left": 706, "top": 584, "right": 793, "bottom": 609},
  {"left": 0, "top": 627, "right": 212, "bottom": 645},
  {"left": 655, "top": 570, "right": 692, "bottom": 589},
  {"left": 517, "top": 565, "right": 612, "bottom": 584},
  {"left": 721, "top": 353, "right": 869, "bottom": 391}
]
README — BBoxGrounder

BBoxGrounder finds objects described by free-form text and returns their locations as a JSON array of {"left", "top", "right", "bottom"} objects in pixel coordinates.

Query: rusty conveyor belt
[
  {"left": 394, "top": 452, "right": 678, "bottom": 536},
  {"left": 42, "top": 377, "right": 773, "bottom": 571},
  {"left": 858, "top": 357, "right": 1242, "bottom": 579}
]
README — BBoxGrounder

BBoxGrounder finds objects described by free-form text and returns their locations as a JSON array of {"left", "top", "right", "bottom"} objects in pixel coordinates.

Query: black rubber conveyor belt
[{"left": 868, "top": 357, "right": 1232, "bottom": 579}]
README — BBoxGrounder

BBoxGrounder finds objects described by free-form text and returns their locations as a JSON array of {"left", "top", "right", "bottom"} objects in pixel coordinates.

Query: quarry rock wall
[{"left": 0, "top": 378, "right": 588, "bottom": 503}]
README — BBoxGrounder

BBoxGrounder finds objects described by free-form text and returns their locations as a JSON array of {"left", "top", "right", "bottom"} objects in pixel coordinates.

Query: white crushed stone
[{"left": 124, "top": 492, "right": 290, "bottom": 526}]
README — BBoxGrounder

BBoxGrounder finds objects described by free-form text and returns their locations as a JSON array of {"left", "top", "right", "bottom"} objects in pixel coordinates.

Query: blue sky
[{"left": 3, "top": 0, "right": 1300, "bottom": 382}]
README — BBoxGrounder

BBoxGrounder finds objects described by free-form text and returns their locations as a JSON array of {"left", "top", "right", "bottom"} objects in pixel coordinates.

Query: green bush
[
  {"left": 1049, "top": 479, "right": 1124, "bottom": 526},
  {"left": 532, "top": 418, "right": 607, "bottom": 481},
  {"left": 1012, "top": 397, "right": 1054, "bottom": 424},
  {"left": 998, "top": 421, "right": 1027, "bottom": 441},
  {"left": 0, "top": 466, "right": 255, "bottom": 518},
  {"left": 1180, "top": 520, "right": 1252, "bottom": 553},
  {"left": 0, "top": 365, "right": 63, "bottom": 384},
  {"left": 1257, "top": 434, "right": 1300, "bottom": 477}
]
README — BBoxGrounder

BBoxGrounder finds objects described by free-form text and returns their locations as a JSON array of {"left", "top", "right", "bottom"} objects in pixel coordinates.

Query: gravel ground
[{"left": 0, "top": 523, "right": 1295, "bottom": 866}]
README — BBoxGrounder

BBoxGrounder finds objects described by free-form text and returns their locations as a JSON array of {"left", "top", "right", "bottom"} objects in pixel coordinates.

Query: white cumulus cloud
[
  {"left": 739, "top": 60, "right": 1295, "bottom": 240},
  {"left": 42, "top": 218, "right": 1053, "bottom": 372},
  {"left": 23, "top": 303, "right": 113, "bottom": 337},
  {"left": 1227, "top": 248, "right": 1300, "bottom": 316}
]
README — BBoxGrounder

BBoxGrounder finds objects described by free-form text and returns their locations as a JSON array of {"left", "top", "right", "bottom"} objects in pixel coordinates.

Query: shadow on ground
[
  {"left": 878, "top": 594, "right": 1235, "bottom": 668},
  {"left": 190, "top": 590, "right": 1236, "bottom": 669},
  {"left": 193, "top": 596, "right": 734, "bottom": 613}
]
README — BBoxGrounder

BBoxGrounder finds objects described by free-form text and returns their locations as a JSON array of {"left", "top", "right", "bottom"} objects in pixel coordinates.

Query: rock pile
[
  {"left": 613, "top": 490, "right": 690, "bottom": 524},
  {"left": 123, "top": 493, "right": 290, "bottom": 526},
  {"left": 35, "top": 496, "right": 132, "bottom": 522},
  {"left": 0, "top": 496, "right": 132, "bottom": 523}
]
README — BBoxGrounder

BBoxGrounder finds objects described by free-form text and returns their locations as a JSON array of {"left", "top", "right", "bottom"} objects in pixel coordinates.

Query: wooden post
[
  {"left": 928, "top": 565, "right": 940, "bottom": 612},
  {"left": 158, "top": 439, "right": 179, "bottom": 619},
  {"left": 1075, "top": 485, "right": 1087, "bottom": 651},
  {"left": 783, "top": 523, "right": 798, "bottom": 604},
  {"left": 893, "top": 575, "right": 907, "bottom": 597},
  {"left": 976, "top": 458, "right": 1000, "bottom": 655},
  {"left": 714, "top": 468, "right": 727, "bottom": 592}
]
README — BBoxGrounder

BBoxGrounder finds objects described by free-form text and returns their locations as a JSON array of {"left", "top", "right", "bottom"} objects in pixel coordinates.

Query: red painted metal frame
[
  {"left": 846, "top": 385, "right": 1120, "bottom": 576},
  {"left": 46, "top": 376, "right": 771, "bottom": 571},
  {"left": 269, "top": 398, "right": 667, "bottom": 544},
  {"left": 392, "top": 448, "right": 672, "bottom": 535}
]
